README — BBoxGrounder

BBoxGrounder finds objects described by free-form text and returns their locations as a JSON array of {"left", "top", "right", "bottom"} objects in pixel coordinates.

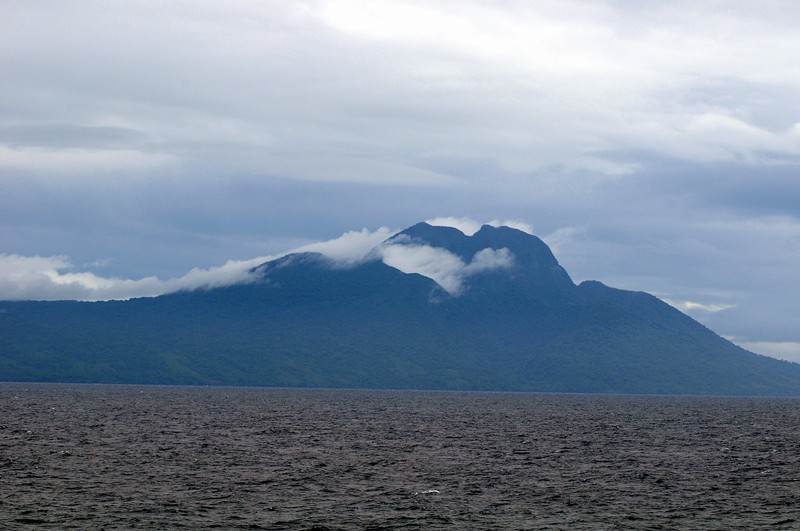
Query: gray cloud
[
  {"left": 0, "top": 124, "right": 145, "bottom": 150},
  {"left": 4, "top": 2, "right": 800, "bottom": 184}
]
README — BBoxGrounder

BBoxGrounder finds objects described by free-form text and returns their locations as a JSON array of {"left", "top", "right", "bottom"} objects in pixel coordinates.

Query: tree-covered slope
[{"left": 2, "top": 223, "right": 799, "bottom": 395}]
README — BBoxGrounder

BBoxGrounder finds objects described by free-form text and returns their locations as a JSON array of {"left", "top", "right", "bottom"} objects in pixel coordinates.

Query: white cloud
[
  {"left": 308, "top": 0, "right": 800, "bottom": 171},
  {"left": 294, "top": 227, "right": 397, "bottom": 265},
  {"left": 0, "top": 225, "right": 521, "bottom": 300},
  {"left": 0, "top": 253, "right": 268, "bottom": 301},
  {"left": 379, "top": 243, "right": 466, "bottom": 293},
  {"left": 663, "top": 299, "right": 737, "bottom": 313},
  {"left": 378, "top": 242, "right": 515, "bottom": 294},
  {"left": 0, "top": 145, "right": 175, "bottom": 174},
  {"left": 465, "top": 247, "right": 515, "bottom": 274},
  {"left": 0, "top": 227, "right": 399, "bottom": 301},
  {"left": 682, "top": 113, "right": 800, "bottom": 162}
]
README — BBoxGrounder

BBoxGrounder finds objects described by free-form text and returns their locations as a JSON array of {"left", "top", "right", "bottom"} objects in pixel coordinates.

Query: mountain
[{"left": 2, "top": 222, "right": 800, "bottom": 395}]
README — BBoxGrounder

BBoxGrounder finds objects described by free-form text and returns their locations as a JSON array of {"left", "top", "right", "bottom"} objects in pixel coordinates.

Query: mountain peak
[
  {"left": 391, "top": 222, "right": 535, "bottom": 258},
  {"left": 384, "top": 221, "right": 575, "bottom": 301},
  {"left": 389, "top": 222, "right": 469, "bottom": 255}
]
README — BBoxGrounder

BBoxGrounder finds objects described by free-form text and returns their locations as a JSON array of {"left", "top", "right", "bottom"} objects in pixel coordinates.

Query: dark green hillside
[{"left": 2, "top": 223, "right": 799, "bottom": 395}]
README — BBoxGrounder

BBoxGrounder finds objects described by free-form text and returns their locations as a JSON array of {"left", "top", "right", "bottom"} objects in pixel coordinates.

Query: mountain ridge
[{"left": 2, "top": 222, "right": 799, "bottom": 396}]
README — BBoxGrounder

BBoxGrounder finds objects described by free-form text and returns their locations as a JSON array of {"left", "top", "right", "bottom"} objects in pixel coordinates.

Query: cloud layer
[
  {"left": 5, "top": 2, "right": 800, "bottom": 184},
  {"left": 0, "top": 253, "right": 266, "bottom": 302},
  {"left": 0, "top": 228, "right": 397, "bottom": 301},
  {"left": 0, "top": 223, "right": 517, "bottom": 300}
]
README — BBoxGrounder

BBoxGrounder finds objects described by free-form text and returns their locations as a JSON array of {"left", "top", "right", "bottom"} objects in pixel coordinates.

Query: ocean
[{"left": 2, "top": 384, "right": 799, "bottom": 529}]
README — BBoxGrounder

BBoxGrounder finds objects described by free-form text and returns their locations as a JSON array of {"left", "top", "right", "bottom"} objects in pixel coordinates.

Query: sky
[{"left": 2, "top": 1, "right": 800, "bottom": 362}]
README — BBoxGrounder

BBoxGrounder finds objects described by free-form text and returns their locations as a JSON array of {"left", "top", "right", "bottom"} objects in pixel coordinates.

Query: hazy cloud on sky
[{"left": 2, "top": 1, "right": 800, "bottom": 362}]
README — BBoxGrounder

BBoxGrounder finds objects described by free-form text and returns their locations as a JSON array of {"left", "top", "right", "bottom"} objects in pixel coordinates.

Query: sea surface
[{"left": 1, "top": 384, "right": 799, "bottom": 529}]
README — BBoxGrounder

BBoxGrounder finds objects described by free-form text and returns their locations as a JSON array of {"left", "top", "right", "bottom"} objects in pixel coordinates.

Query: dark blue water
[{"left": 2, "top": 384, "right": 799, "bottom": 529}]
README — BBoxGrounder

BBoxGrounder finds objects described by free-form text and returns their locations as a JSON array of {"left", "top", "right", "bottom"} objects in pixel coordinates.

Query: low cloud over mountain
[{"left": 0, "top": 220, "right": 521, "bottom": 301}]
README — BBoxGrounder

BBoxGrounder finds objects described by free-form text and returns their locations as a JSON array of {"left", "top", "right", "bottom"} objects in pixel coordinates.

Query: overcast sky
[{"left": 2, "top": 1, "right": 800, "bottom": 362}]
